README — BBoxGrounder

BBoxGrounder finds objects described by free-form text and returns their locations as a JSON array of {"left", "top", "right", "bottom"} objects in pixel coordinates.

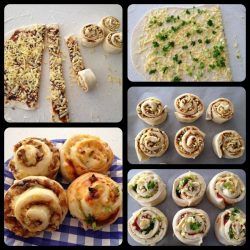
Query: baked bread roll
[
  {"left": 60, "top": 134, "right": 114, "bottom": 182},
  {"left": 4, "top": 176, "right": 68, "bottom": 238},
  {"left": 135, "top": 127, "right": 169, "bottom": 161},
  {"left": 67, "top": 172, "right": 122, "bottom": 230},
  {"left": 172, "top": 171, "right": 206, "bottom": 207},
  {"left": 103, "top": 32, "right": 122, "bottom": 54},
  {"left": 128, "top": 170, "right": 167, "bottom": 206},
  {"left": 98, "top": 16, "right": 120, "bottom": 36},
  {"left": 174, "top": 93, "right": 204, "bottom": 123},
  {"left": 136, "top": 97, "right": 168, "bottom": 126},
  {"left": 9, "top": 137, "right": 60, "bottom": 180},
  {"left": 206, "top": 98, "right": 234, "bottom": 124},
  {"left": 206, "top": 171, "right": 245, "bottom": 209},
  {"left": 81, "top": 24, "right": 104, "bottom": 47},
  {"left": 172, "top": 208, "right": 210, "bottom": 246},
  {"left": 174, "top": 126, "right": 205, "bottom": 159},
  {"left": 212, "top": 130, "right": 245, "bottom": 159},
  {"left": 128, "top": 207, "right": 168, "bottom": 246},
  {"left": 215, "top": 208, "right": 246, "bottom": 246}
]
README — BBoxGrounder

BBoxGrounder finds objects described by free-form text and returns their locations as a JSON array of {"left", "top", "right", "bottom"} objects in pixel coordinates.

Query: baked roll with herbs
[
  {"left": 98, "top": 16, "right": 120, "bottom": 36},
  {"left": 128, "top": 170, "right": 167, "bottom": 206},
  {"left": 9, "top": 137, "right": 60, "bottom": 180},
  {"left": 67, "top": 172, "right": 122, "bottom": 230},
  {"left": 172, "top": 208, "right": 210, "bottom": 246},
  {"left": 103, "top": 32, "right": 122, "bottom": 54},
  {"left": 81, "top": 24, "right": 104, "bottom": 47},
  {"left": 172, "top": 171, "right": 206, "bottom": 207},
  {"left": 206, "top": 171, "right": 245, "bottom": 209},
  {"left": 4, "top": 176, "right": 68, "bottom": 238},
  {"left": 128, "top": 207, "right": 168, "bottom": 246}
]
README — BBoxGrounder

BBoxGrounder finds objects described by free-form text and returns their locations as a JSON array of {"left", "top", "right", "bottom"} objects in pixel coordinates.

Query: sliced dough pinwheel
[
  {"left": 174, "top": 126, "right": 205, "bottom": 159},
  {"left": 4, "top": 176, "right": 68, "bottom": 238},
  {"left": 172, "top": 208, "right": 210, "bottom": 246},
  {"left": 98, "top": 16, "right": 120, "bottom": 36},
  {"left": 136, "top": 97, "right": 168, "bottom": 126},
  {"left": 135, "top": 127, "right": 169, "bottom": 161},
  {"left": 128, "top": 207, "right": 168, "bottom": 246},
  {"left": 206, "top": 98, "right": 234, "bottom": 124},
  {"left": 215, "top": 208, "right": 246, "bottom": 246},
  {"left": 174, "top": 93, "right": 204, "bottom": 123},
  {"left": 212, "top": 130, "right": 245, "bottom": 159},
  {"left": 60, "top": 134, "right": 114, "bottom": 182},
  {"left": 128, "top": 170, "right": 167, "bottom": 206},
  {"left": 81, "top": 24, "right": 104, "bottom": 48},
  {"left": 206, "top": 171, "right": 245, "bottom": 209},
  {"left": 9, "top": 137, "right": 60, "bottom": 180},
  {"left": 103, "top": 32, "right": 122, "bottom": 54},
  {"left": 67, "top": 172, "right": 122, "bottom": 230},
  {"left": 172, "top": 171, "right": 206, "bottom": 207},
  {"left": 78, "top": 68, "right": 96, "bottom": 92}
]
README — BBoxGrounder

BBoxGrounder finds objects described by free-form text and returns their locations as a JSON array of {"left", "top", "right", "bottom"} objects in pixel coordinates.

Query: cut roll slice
[
  {"left": 103, "top": 32, "right": 122, "bottom": 54},
  {"left": 98, "top": 16, "right": 120, "bottom": 36},
  {"left": 128, "top": 207, "right": 168, "bottom": 246},
  {"left": 81, "top": 24, "right": 104, "bottom": 48},
  {"left": 78, "top": 69, "right": 97, "bottom": 92}
]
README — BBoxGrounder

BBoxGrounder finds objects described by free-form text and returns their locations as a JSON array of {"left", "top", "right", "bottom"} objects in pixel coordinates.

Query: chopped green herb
[
  {"left": 209, "top": 64, "right": 216, "bottom": 69},
  {"left": 186, "top": 32, "right": 191, "bottom": 37},
  {"left": 162, "top": 66, "right": 168, "bottom": 73},
  {"left": 205, "top": 39, "right": 211, "bottom": 44},
  {"left": 166, "top": 15, "right": 178, "bottom": 23},
  {"left": 181, "top": 20, "right": 186, "bottom": 26},
  {"left": 199, "top": 62, "right": 205, "bottom": 69},
  {"left": 158, "top": 21, "right": 163, "bottom": 26},
  {"left": 196, "top": 29, "right": 203, "bottom": 34},
  {"left": 191, "top": 41, "right": 196, "bottom": 46},
  {"left": 141, "top": 220, "right": 155, "bottom": 234},
  {"left": 162, "top": 41, "right": 175, "bottom": 52},
  {"left": 229, "top": 226, "right": 234, "bottom": 239},
  {"left": 198, "top": 39, "right": 202, "bottom": 44},
  {"left": 172, "top": 76, "right": 181, "bottom": 82},
  {"left": 186, "top": 9, "right": 190, "bottom": 14},
  {"left": 132, "top": 184, "right": 137, "bottom": 192},
  {"left": 173, "top": 54, "right": 182, "bottom": 64},
  {"left": 216, "top": 57, "right": 226, "bottom": 67},
  {"left": 207, "top": 19, "right": 214, "bottom": 26},
  {"left": 190, "top": 221, "right": 202, "bottom": 231},
  {"left": 147, "top": 180, "right": 156, "bottom": 190},
  {"left": 149, "top": 69, "right": 157, "bottom": 74},
  {"left": 182, "top": 45, "right": 188, "bottom": 49},
  {"left": 212, "top": 30, "right": 217, "bottom": 34},
  {"left": 231, "top": 208, "right": 240, "bottom": 216},
  {"left": 197, "top": 9, "right": 202, "bottom": 14},
  {"left": 152, "top": 41, "right": 160, "bottom": 48},
  {"left": 156, "top": 32, "right": 168, "bottom": 41},
  {"left": 85, "top": 214, "right": 95, "bottom": 224},
  {"left": 193, "top": 58, "right": 199, "bottom": 62}
]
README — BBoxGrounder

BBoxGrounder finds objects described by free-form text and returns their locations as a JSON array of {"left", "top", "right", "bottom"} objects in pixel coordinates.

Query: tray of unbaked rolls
[
  {"left": 4, "top": 136, "right": 122, "bottom": 246},
  {"left": 127, "top": 169, "right": 246, "bottom": 246},
  {"left": 128, "top": 86, "right": 246, "bottom": 164}
]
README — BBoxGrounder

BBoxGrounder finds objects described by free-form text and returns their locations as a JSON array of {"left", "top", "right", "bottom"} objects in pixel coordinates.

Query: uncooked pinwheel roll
[
  {"left": 67, "top": 172, "right": 122, "bottom": 230},
  {"left": 98, "top": 16, "right": 120, "bottom": 36},
  {"left": 136, "top": 97, "right": 168, "bottom": 126},
  {"left": 81, "top": 24, "right": 104, "bottom": 47},
  {"left": 172, "top": 171, "right": 206, "bottom": 207},
  {"left": 213, "top": 130, "right": 245, "bottom": 159},
  {"left": 174, "top": 93, "right": 204, "bottom": 123},
  {"left": 8, "top": 137, "right": 60, "bottom": 180},
  {"left": 4, "top": 176, "right": 68, "bottom": 238},
  {"left": 60, "top": 134, "right": 114, "bottom": 182},
  {"left": 174, "top": 126, "right": 205, "bottom": 159},
  {"left": 215, "top": 208, "right": 246, "bottom": 246},
  {"left": 128, "top": 170, "right": 167, "bottom": 206},
  {"left": 135, "top": 127, "right": 169, "bottom": 161},
  {"left": 206, "top": 98, "right": 234, "bottom": 124},
  {"left": 206, "top": 171, "right": 245, "bottom": 209},
  {"left": 103, "top": 32, "right": 122, "bottom": 54},
  {"left": 128, "top": 207, "right": 168, "bottom": 246},
  {"left": 172, "top": 208, "right": 210, "bottom": 246}
]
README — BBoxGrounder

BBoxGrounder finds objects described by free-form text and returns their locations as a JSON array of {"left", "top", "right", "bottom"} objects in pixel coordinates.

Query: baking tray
[
  {"left": 127, "top": 169, "right": 246, "bottom": 246},
  {"left": 128, "top": 86, "right": 246, "bottom": 164}
]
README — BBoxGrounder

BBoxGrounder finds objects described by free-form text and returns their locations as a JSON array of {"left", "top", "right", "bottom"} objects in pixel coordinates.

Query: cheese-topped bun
[
  {"left": 212, "top": 130, "right": 245, "bottom": 159},
  {"left": 135, "top": 127, "right": 169, "bottom": 161},
  {"left": 9, "top": 137, "right": 60, "bottom": 180},
  {"left": 60, "top": 134, "right": 114, "bottom": 182},
  {"left": 81, "top": 24, "right": 104, "bottom": 47},
  {"left": 128, "top": 207, "right": 168, "bottom": 246},
  {"left": 172, "top": 208, "right": 210, "bottom": 246},
  {"left": 103, "top": 32, "right": 122, "bottom": 54},
  {"left": 4, "top": 176, "right": 68, "bottom": 238},
  {"left": 172, "top": 171, "right": 206, "bottom": 207},
  {"left": 206, "top": 171, "right": 245, "bottom": 209},
  {"left": 67, "top": 172, "right": 122, "bottom": 230},
  {"left": 128, "top": 170, "right": 167, "bottom": 206},
  {"left": 206, "top": 98, "right": 234, "bottom": 124},
  {"left": 98, "top": 16, "right": 120, "bottom": 36},
  {"left": 136, "top": 97, "right": 168, "bottom": 126},
  {"left": 215, "top": 208, "right": 246, "bottom": 246}
]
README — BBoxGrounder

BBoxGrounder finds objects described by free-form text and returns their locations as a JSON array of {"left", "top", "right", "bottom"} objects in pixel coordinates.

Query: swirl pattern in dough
[
  {"left": 136, "top": 97, "right": 168, "bottom": 126},
  {"left": 172, "top": 208, "right": 210, "bottom": 246},
  {"left": 9, "top": 137, "right": 60, "bottom": 180},
  {"left": 206, "top": 98, "right": 234, "bottom": 124},
  {"left": 172, "top": 171, "right": 206, "bottom": 207},
  {"left": 81, "top": 24, "right": 104, "bottom": 48},
  {"left": 212, "top": 130, "right": 245, "bottom": 159},
  {"left": 67, "top": 172, "right": 122, "bottom": 230},
  {"left": 215, "top": 208, "right": 246, "bottom": 246},
  {"left": 60, "top": 134, "right": 114, "bottom": 182},
  {"left": 135, "top": 127, "right": 169, "bottom": 161},
  {"left": 128, "top": 207, "right": 168, "bottom": 246},
  {"left": 103, "top": 32, "right": 122, "bottom": 54},
  {"left": 206, "top": 171, "right": 245, "bottom": 209},
  {"left": 4, "top": 176, "right": 68, "bottom": 238},
  {"left": 174, "top": 93, "right": 204, "bottom": 123},
  {"left": 98, "top": 16, "right": 120, "bottom": 35},
  {"left": 128, "top": 170, "right": 167, "bottom": 206},
  {"left": 174, "top": 126, "right": 205, "bottom": 159}
]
